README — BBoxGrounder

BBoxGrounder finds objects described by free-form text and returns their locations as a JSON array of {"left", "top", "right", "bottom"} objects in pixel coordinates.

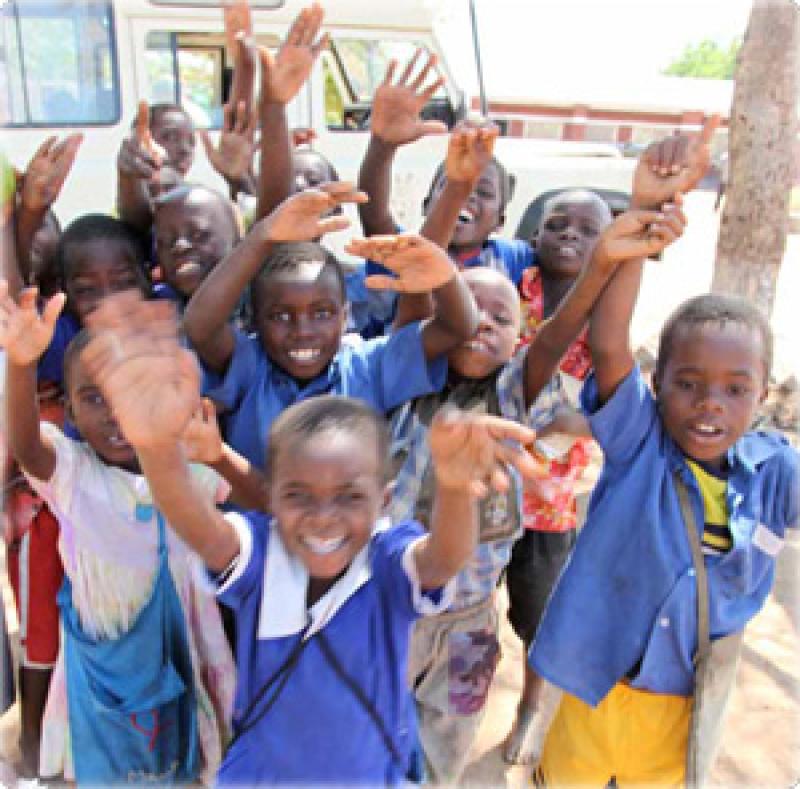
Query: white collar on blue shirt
[{"left": 257, "top": 517, "right": 392, "bottom": 641}]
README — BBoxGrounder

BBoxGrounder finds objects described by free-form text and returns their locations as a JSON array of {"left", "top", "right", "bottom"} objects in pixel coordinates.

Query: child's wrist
[{"left": 368, "top": 135, "right": 400, "bottom": 155}]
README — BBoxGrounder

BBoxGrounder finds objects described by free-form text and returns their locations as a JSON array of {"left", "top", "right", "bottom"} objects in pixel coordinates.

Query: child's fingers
[
  {"left": 311, "top": 31, "right": 329, "bottom": 60},
  {"left": 421, "top": 120, "right": 448, "bottom": 137},
  {"left": 17, "top": 287, "right": 39, "bottom": 314},
  {"left": 410, "top": 52, "right": 438, "bottom": 92},
  {"left": 481, "top": 414, "right": 538, "bottom": 448},
  {"left": 381, "top": 59, "right": 398, "bottom": 86},
  {"left": 30, "top": 136, "right": 57, "bottom": 164},
  {"left": 315, "top": 215, "right": 351, "bottom": 236},
  {"left": 420, "top": 76, "right": 446, "bottom": 105},
  {"left": 135, "top": 100, "right": 150, "bottom": 144},
  {"left": 284, "top": 6, "right": 309, "bottom": 46},
  {"left": 398, "top": 48, "right": 423, "bottom": 85},
  {"left": 364, "top": 274, "right": 404, "bottom": 292},
  {"left": 487, "top": 464, "right": 510, "bottom": 495},
  {"left": 41, "top": 292, "right": 67, "bottom": 328},
  {"left": 697, "top": 113, "right": 721, "bottom": 147}
]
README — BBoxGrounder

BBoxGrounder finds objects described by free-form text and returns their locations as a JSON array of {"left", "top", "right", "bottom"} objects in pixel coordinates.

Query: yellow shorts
[{"left": 538, "top": 682, "right": 692, "bottom": 787}]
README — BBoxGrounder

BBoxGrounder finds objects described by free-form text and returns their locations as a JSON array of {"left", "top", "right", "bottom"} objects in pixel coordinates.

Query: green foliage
[{"left": 663, "top": 38, "right": 741, "bottom": 80}]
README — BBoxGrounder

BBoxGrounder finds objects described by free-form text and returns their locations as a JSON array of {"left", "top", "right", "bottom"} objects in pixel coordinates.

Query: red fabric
[{"left": 517, "top": 268, "right": 593, "bottom": 532}]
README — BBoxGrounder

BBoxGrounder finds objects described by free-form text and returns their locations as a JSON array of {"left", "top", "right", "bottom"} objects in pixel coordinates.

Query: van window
[
  {"left": 1, "top": 0, "right": 119, "bottom": 126},
  {"left": 325, "top": 37, "right": 454, "bottom": 132},
  {"left": 143, "top": 31, "right": 279, "bottom": 129},
  {"left": 145, "top": 32, "right": 224, "bottom": 128}
]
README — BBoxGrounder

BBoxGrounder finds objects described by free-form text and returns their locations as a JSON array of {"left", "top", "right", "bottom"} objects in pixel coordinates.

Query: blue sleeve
[
  {"left": 364, "top": 321, "right": 447, "bottom": 412},
  {"left": 344, "top": 265, "right": 397, "bottom": 339},
  {"left": 215, "top": 510, "right": 271, "bottom": 609},
  {"left": 201, "top": 329, "right": 262, "bottom": 412},
  {"left": 37, "top": 314, "right": 79, "bottom": 386},
  {"left": 488, "top": 239, "right": 536, "bottom": 286},
  {"left": 780, "top": 445, "right": 800, "bottom": 529},
  {"left": 371, "top": 521, "right": 450, "bottom": 622},
  {"left": 581, "top": 365, "right": 660, "bottom": 465}
]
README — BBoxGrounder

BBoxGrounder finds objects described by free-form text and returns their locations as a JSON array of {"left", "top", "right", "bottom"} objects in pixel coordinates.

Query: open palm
[
  {"left": 348, "top": 234, "right": 456, "bottom": 294},
  {"left": 21, "top": 134, "right": 83, "bottom": 212},
  {"left": 262, "top": 182, "right": 365, "bottom": 242},
  {"left": 429, "top": 409, "right": 540, "bottom": 499},
  {"left": 632, "top": 115, "right": 720, "bottom": 208},
  {"left": 370, "top": 50, "right": 446, "bottom": 145},
  {"left": 83, "top": 294, "right": 200, "bottom": 449},
  {"left": 446, "top": 122, "right": 498, "bottom": 183},
  {"left": 259, "top": 4, "right": 327, "bottom": 105},
  {"left": 0, "top": 284, "right": 65, "bottom": 366}
]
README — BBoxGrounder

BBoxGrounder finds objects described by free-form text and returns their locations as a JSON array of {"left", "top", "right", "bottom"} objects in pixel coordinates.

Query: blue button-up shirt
[
  {"left": 529, "top": 366, "right": 799, "bottom": 704},
  {"left": 204, "top": 322, "right": 447, "bottom": 469}
]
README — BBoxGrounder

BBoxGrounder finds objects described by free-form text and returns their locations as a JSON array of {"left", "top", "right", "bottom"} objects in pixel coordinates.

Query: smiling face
[
  {"left": 270, "top": 427, "right": 385, "bottom": 588},
  {"left": 655, "top": 322, "right": 768, "bottom": 470},
  {"left": 155, "top": 189, "right": 236, "bottom": 297},
  {"left": 536, "top": 192, "right": 612, "bottom": 281},
  {"left": 63, "top": 239, "right": 150, "bottom": 322},
  {"left": 448, "top": 268, "right": 520, "bottom": 379},
  {"left": 66, "top": 351, "right": 138, "bottom": 472},
  {"left": 151, "top": 109, "right": 196, "bottom": 176},
  {"left": 252, "top": 260, "right": 347, "bottom": 382},
  {"left": 427, "top": 161, "right": 504, "bottom": 252}
]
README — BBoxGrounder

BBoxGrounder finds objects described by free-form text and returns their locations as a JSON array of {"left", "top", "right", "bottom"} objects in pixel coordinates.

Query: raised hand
[
  {"left": 182, "top": 398, "right": 223, "bottom": 464},
  {"left": 446, "top": 120, "right": 499, "bottom": 184},
  {"left": 369, "top": 48, "right": 447, "bottom": 145},
  {"left": 346, "top": 234, "right": 455, "bottom": 293},
  {"left": 199, "top": 99, "right": 257, "bottom": 182},
  {"left": 632, "top": 115, "right": 720, "bottom": 209},
  {"left": 117, "top": 101, "right": 166, "bottom": 181},
  {"left": 258, "top": 181, "right": 366, "bottom": 242},
  {"left": 429, "top": 408, "right": 543, "bottom": 499},
  {"left": 0, "top": 282, "right": 65, "bottom": 366},
  {"left": 592, "top": 198, "right": 687, "bottom": 270},
  {"left": 20, "top": 134, "right": 83, "bottom": 212},
  {"left": 259, "top": 3, "right": 327, "bottom": 106},
  {"left": 82, "top": 293, "right": 200, "bottom": 450}
]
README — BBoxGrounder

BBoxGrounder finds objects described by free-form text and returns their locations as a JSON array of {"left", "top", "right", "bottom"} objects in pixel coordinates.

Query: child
[
  {"left": 356, "top": 50, "right": 532, "bottom": 295},
  {"left": 0, "top": 283, "right": 240, "bottom": 784},
  {"left": 153, "top": 183, "right": 242, "bottom": 305},
  {"left": 117, "top": 101, "right": 197, "bottom": 233},
  {"left": 360, "top": 132, "right": 687, "bottom": 783},
  {"left": 503, "top": 188, "right": 612, "bottom": 765},
  {"left": 529, "top": 118, "right": 799, "bottom": 787},
  {"left": 184, "top": 176, "right": 478, "bottom": 469},
  {"left": 77, "top": 289, "right": 543, "bottom": 784}
]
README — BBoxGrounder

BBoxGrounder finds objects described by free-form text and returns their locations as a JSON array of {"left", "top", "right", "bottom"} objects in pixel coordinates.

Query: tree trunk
[{"left": 711, "top": 0, "right": 799, "bottom": 317}]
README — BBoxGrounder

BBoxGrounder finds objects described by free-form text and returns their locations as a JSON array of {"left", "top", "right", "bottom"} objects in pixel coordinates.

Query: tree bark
[{"left": 712, "top": 0, "right": 799, "bottom": 317}]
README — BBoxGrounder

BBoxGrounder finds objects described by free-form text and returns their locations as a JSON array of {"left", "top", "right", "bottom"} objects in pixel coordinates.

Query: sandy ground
[{"left": 0, "top": 191, "right": 798, "bottom": 785}]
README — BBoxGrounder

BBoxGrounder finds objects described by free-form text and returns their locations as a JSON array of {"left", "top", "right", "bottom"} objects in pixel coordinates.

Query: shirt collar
[
  {"left": 269, "top": 351, "right": 343, "bottom": 396},
  {"left": 257, "top": 517, "right": 391, "bottom": 641},
  {"left": 667, "top": 429, "right": 784, "bottom": 479}
]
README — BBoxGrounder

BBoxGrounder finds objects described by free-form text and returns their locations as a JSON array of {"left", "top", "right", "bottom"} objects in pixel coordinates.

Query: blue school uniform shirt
[
  {"left": 203, "top": 321, "right": 447, "bottom": 469},
  {"left": 215, "top": 511, "right": 453, "bottom": 785},
  {"left": 346, "top": 239, "right": 536, "bottom": 339},
  {"left": 529, "top": 366, "right": 799, "bottom": 704}
]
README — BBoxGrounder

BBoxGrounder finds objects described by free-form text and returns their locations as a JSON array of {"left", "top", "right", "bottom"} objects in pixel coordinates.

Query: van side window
[
  {"left": 144, "top": 32, "right": 225, "bottom": 129},
  {"left": 1, "top": 0, "right": 119, "bottom": 126},
  {"left": 324, "top": 38, "right": 456, "bottom": 132}
]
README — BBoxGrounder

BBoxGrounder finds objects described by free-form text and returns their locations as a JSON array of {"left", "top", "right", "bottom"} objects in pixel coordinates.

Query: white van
[{"left": 0, "top": 0, "right": 633, "bottom": 244}]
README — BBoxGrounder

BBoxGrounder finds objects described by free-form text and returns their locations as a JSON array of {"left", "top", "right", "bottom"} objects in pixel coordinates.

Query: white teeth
[
  {"left": 559, "top": 246, "right": 578, "bottom": 257},
  {"left": 302, "top": 535, "right": 347, "bottom": 555},
  {"left": 288, "top": 348, "right": 321, "bottom": 363},
  {"left": 465, "top": 339, "right": 488, "bottom": 352},
  {"left": 108, "top": 433, "right": 129, "bottom": 448},
  {"left": 695, "top": 424, "right": 720, "bottom": 435},
  {"left": 458, "top": 209, "right": 475, "bottom": 223}
]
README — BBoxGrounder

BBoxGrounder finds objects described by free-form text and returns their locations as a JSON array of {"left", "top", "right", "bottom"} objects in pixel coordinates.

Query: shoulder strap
[
  {"left": 673, "top": 472, "right": 711, "bottom": 666},
  {"left": 315, "top": 629, "right": 406, "bottom": 769}
]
